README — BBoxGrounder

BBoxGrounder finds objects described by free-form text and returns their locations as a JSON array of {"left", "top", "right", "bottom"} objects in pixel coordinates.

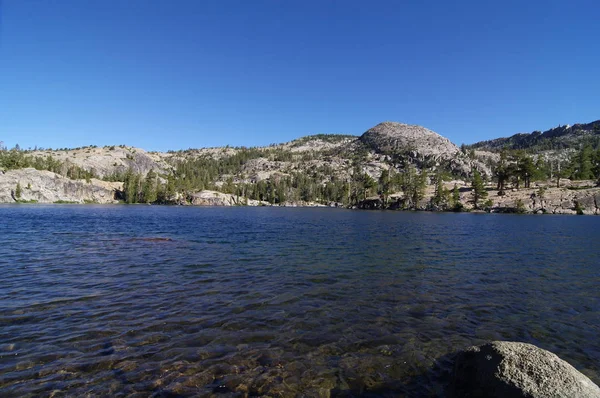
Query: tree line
[{"left": 0, "top": 149, "right": 98, "bottom": 182}]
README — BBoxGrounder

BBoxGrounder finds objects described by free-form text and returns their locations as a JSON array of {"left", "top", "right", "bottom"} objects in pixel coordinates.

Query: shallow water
[{"left": 1, "top": 205, "right": 599, "bottom": 396}]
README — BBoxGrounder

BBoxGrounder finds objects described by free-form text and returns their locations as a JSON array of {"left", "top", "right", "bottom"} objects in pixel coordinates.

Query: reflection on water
[{"left": 1, "top": 205, "right": 599, "bottom": 396}]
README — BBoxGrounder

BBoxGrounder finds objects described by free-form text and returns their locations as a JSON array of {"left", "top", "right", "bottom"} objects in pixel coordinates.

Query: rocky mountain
[
  {"left": 151, "top": 123, "right": 489, "bottom": 196},
  {"left": 357, "top": 122, "right": 490, "bottom": 177},
  {"left": 360, "top": 122, "right": 459, "bottom": 158}
]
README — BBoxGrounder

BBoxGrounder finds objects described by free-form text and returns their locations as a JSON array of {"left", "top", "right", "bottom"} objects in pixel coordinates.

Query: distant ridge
[{"left": 470, "top": 120, "right": 600, "bottom": 151}]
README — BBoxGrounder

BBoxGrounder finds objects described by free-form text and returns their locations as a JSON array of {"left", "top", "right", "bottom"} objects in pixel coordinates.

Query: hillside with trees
[{"left": 1, "top": 120, "right": 599, "bottom": 214}]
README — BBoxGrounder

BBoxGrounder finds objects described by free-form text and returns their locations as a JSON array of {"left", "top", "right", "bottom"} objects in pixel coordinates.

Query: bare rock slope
[
  {"left": 360, "top": 122, "right": 460, "bottom": 159},
  {"left": 0, "top": 168, "right": 121, "bottom": 204},
  {"left": 449, "top": 180, "right": 600, "bottom": 215},
  {"left": 30, "top": 146, "right": 170, "bottom": 178},
  {"left": 358, "top": 122, "right": 491, "bottom": 177}
]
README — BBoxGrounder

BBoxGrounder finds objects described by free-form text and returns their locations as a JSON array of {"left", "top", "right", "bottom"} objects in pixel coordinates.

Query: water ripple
[{"left": 0, "top": 205, "right": 599, "bottom": 396}]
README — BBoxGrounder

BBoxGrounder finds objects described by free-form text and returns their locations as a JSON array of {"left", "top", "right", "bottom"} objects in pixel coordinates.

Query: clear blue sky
[{"left": 1, "top": 0, "right": 599, "bottom": 151}]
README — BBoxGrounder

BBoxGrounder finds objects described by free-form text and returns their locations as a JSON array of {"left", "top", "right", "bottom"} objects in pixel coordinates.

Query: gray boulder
[{"left": 452, "top": 341, "right": 600, "bottom": 397}]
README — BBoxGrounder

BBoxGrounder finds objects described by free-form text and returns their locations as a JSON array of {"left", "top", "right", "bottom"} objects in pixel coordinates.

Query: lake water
[{"left": 1, "top": 205, "right": 599, "bottom": 397}]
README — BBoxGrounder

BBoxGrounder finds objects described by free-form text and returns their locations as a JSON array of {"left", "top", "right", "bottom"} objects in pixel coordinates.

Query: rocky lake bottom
[{"left": 1, "top": 205, "right": 599, "bottom": 396}]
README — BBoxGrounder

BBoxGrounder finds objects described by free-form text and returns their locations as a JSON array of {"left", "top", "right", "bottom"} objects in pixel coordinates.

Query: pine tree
[
  {"left": 15, "top": 182, "right": 22, "bottom": 199},
  {"left": 378, "top": 169, "right": 391, "bottom": 206},
  {"left": 412, "top": 169, "right": 427, "bottom": 208},
  {"left": 276, "top": 180, "right": 287, "bottom": 204},
  {"left": 123, "top": 170, "right": 141, "bottom": 204},
  {"left": 398, "top": 164, "right": 426, "bottom": 209},
  {"left": 400, "top": 165, "right": 414, "bottom": 208},
  {"left": 361, "top": 173, "right": 377, "bottom": 200},
  {"left": 451, "top": 184, "right": 462, "bottom": 211},
  {"left": 142, "top": 169, "right": 157, "bottom": 203},
  {"left": 593, "top": 148, "right": 600, "bottom": 186},
  {"left": 266, "top": 180, "right": 276, "bottom": 204},
  {"left": 471, "top": 170, "right": 488, "bottom": 209},
  {"left": 571, "top": 145, "right": 593, "bottom": 180},
  {"left": 431, "top": 172, "right": 449, "bottom": 209}
]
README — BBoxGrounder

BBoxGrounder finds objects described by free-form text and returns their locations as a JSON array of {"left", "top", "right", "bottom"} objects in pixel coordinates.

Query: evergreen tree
[
  {"left": 142, "top": 169, "right": 157, "bottom": 203},
  {"left": 431, "top": 172, "right": 449, "bottom": 209},
  {"left": 412, "top": 169, "right": 428, "bottom": 208},
  {"left": 533, "top": 156, "right": 549, "bottom": 181},
  {"left": 399, "top": 164, "right": 427, "bottom": 209},
  {"left": 123, "top": 170, "right": 133, "bottom": 203},
  {"left": 553, "top": 159, "right": 569, "bottom": 188},
  {"left": 165, "top": 174, "right": 176, "bottom": 201},
  {"left": 470, "top": 170, "right": 487, "bottom": 209},
  {"left": 276, "top": 180, "right": 287, "bottom": 203},
  {"left": 451, "top": 184, "right": 462, "bottom": 211},
  {"left": 266, "top": 180, "right": 276, "bottom": 203},
  {"left": 378, "top": 169, "right": 391, "bottom": 206},
  {"left": 361, "top": 173, "right": 377, "bottom": 200},
  {"left": 493, "top": 149, "right": 510, "bottom": 195},
  {"left": 349, "top": 167, "right": 376, "bottom": 203},
  {"left": 510, "top": 151, "right": 527, "bottom": 189},
  {"left": 15, "top": 182, "right": 22, "bottom": 199},
  {"left": 593, "top": 148, "right": 600, "bottom": 185},
  {"left": 400, "top": 164, "right": 415, "bottom": 208},
  {"left": 256, "top": 180, "right": 269, "bottom": 201},
  {"left": 222, "top": 176, "right": 235, "bottom": 194},
  {"left": 516, "top": 152, "right": 536, "bottom": 188},
  {"left": 570, "top": 145, "right": 593, "bottom": 180},
  {"left": 0, "top": 148, "right": 30, "bottom": 170},
  {"left": 123, "top": 170, "right": 141, "bottom": 204}
]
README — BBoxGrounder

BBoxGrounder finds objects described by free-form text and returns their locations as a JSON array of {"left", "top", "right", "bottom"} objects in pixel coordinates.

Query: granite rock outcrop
[{"left": 0, "top": 168, "right": 121, "bottom": 204}]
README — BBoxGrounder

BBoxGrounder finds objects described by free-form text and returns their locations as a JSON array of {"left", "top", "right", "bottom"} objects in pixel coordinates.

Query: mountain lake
[{"left": 1, "top": 205, "right": 599, "bottom": 396}]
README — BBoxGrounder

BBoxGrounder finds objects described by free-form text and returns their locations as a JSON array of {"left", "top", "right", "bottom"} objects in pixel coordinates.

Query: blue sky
[{"left": 1, "top": 0, "right": 599, "bottom": 151}]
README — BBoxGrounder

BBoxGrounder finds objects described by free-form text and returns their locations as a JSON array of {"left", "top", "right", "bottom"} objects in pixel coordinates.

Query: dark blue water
[{"left": 1, "top": 205, "right": 599, "bottom": 396}]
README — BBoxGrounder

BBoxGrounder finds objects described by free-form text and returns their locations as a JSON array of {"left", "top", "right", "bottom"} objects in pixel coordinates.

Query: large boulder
[{"left": 452, "top": 341, "right": 600, "bottom": 397}]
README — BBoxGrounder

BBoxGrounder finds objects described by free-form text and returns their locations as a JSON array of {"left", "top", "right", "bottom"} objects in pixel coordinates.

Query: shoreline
[{"left": 2, "top": 200, "right": 598, "bottom": 216}]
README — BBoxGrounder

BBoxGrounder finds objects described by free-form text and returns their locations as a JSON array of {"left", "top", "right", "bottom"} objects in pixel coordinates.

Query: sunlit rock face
[
  {"left": 359, "top": 122, "right": 460, "bottom": 159},
  {"left": 0, "top": 168, "right": 120, "bottom": 203}
]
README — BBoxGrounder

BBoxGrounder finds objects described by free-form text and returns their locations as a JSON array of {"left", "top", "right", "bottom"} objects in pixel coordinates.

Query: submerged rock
[{"left": 452, "top": 341, "right": 600, "bottom": 397}]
